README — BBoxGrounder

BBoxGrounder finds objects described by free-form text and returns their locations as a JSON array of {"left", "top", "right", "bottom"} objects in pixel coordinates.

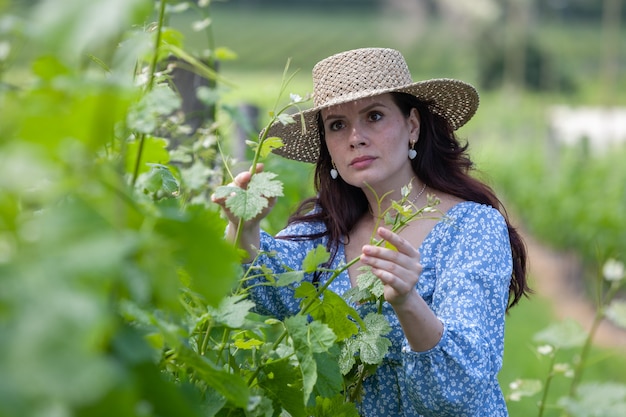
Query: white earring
[
  {"left": 408, "top": 142, "right": 417, "bottom": 160},
  {"left": 330, "top": 161, "right": 338, "bottom": 179}
]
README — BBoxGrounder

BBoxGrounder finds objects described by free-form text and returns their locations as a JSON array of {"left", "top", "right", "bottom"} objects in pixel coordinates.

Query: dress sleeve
[
  {"left": 243, "top": 221, "right": 328, "bottom": 319},
  {"left": 403, "top": 205, "right": 512, "bottom": 415}
]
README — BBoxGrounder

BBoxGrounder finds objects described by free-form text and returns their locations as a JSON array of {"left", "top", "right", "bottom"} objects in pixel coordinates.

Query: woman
[{"left": 213, "top": 48, "right": 530, "bottom": 416}]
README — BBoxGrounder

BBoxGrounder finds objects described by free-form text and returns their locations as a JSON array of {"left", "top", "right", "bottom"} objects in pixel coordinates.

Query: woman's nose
[{"left": 349, "top": 127, "right": 367, "bottom": 148}]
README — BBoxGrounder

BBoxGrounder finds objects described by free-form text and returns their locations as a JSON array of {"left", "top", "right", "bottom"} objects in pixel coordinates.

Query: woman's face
[{"left": 320, "top": 93, "right": 420, "bottom": 191}]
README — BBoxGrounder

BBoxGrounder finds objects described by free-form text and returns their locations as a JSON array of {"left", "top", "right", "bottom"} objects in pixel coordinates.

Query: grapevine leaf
[
  {"left": 285, "top": 315, "right": 337, "bottom": 405},
  {"left": 212, "top": 185, "right": 240, "bottom": 200},
  {"left": 248, "top": 171, "right": 283, "bottom": 198},
  {"left": 339, "top": 338, "right": 358, "bottom": 375},
  {"left": 606, "top": 300, "right": 626, "bottom": 330},
  {"left": 356, "top": 267, "right": 385, "bottom": 299},
  {"left": 307, "top": 394, "right": 360, "bottom": 417},
  {"left": 233, "top": 338, "right": 264, "bottom": 350},
  {"left": 126, "top": 136, "right": 171, "bottom": 175},
  {"left": 294, "top": 282, "right": 320, "bottom": 310},
  {"left": 214, "top": 172, "right": 283, "bottom": 221},
  {"left": 344, "top": 285, "right": 376, "bottom": 305},
  {"left": 207, "top": 294, "right": 255, "bottom": 328},
  {"left": 275, "top": 270, "right": 305, "bottom": 287},
  {"left": 302, "top": 244, "right": 331, "bottom": 273},
  {"left": 138, "top": 164, "right": 179, "bottom": 197},
  {"left": 221, "top": 187, "right": 268, "bottom": 221},
  {"left": 312, "top": 348, "right": 343, "bottom": 399},
  {"left": 357, "top": 313, "right": 392, "bottom": 365},
  {"left": 259, "top": 136, "right": 284, "bottom": 158},
  {"left": 176, "top": 345, "right": 249, "bottom": 408},
  {"left": 308, "top": 290, "right": 361, "bottom": 341},
  {"left": 127, "top": 85, "right": 181, "bottom": 133},
  {"left": 296, "top": 282, "right": 362, "bottom": 341},
  {"left": 533, "top": 319, "right": 587, "bottom": 349},
  {"left": 558, "top": 382, "right": 626, "bottom": 417},
  {"left": 154, "top": 205, "right": 240, "bottom": 307},
  {"left": 276, "top": 113, "right": 295, "bottom": 125},
  {"left": 259, "top": 358, "right": 305, "bottom": 417}
]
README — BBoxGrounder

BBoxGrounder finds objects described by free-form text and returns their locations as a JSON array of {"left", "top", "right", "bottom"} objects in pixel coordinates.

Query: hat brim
[{"left": 266, "top": 78, "right": 479, "bottom": 163}]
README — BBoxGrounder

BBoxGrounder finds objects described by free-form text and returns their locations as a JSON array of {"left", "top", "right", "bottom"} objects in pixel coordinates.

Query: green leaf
[
  {"left": 126, "top": 136, "right": 171, "bottom": 176},
  {"left": 606, "top": 300, "right": 626, "bottom": 330},
  {"left": 302, "top": 245, "right": 330, "bottom": 273},
  {"left": 312, "top": 349, "right": 343, "bottom": 399},
  {"left": 338, "top": 338, "right": 358, "bottom": 375},
  {"left": 176, "top": 345, "right": 249, "bottom": 409},
  {"left": 309, "top": 290, "right": 361, "bottom": 341},
  {"left": 127, "top": 84, "right": 181, "bottom": 134},
  {"left": 259, "top": 136, "right": 284, "bottom": 158},
  {"left": 248, "top": 172, "right": 283, "bottom": 197},
  {"left": 276, "top": 113, "right": 295, "bottom": 125},
  {"left": 357, "top": 313, "right": 392, "bottom": 365},
  {"left": 287, "top": 316, "right": 337, "bottom": 354},
  {"left": 558, "top": 382, "right": 626, "bottom": 417},
  {"left": 138, "top": 164, "right": 179, "bottom": 197},
  {"left": 306, "top": 394, "right": 360, "bottom": 417},
  {"left": 275, "top": 271, "right": 305, "bottom": 287},
  {"left": 214, "top": 46, "right": 238, "bottom": 61},
  {"left": 295, "top": 283, "right": 361, "bottom": 341},
  {"left": 30, "top": 0, "right": 152, "bottom": 62},
  {"left": 356, "top": 267, "right": 385, "bottom": 299},
  {"left": 285, "top": 315, "right": 337, "bottom": 404},
  {"left": 259, "top": 358, "right": 305, "bottom": 417},
  {"left": 154, "top": 205, "right": 240, "bottom": 307},
  {"left": 213, "top": 172, "right": 283, "bottom": 221},
  {"left": 207, "top": 294, "right": 256, "bottom": 328},
  {"left": 533, "top": 319, "right": 587, "bottom": 349}
]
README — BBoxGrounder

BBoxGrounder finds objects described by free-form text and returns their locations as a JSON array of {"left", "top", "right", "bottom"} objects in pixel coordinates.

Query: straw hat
[{"left": 267, "top": 47, "right": 479, "bottom": 163}]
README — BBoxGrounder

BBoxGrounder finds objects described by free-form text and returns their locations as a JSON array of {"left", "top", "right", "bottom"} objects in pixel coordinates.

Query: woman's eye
[
  {"left": 329, "top": 120, "right": 345, "bottom": 131},
  {"left": 368, "top": 112, "right": 383, "bottom": 122}
]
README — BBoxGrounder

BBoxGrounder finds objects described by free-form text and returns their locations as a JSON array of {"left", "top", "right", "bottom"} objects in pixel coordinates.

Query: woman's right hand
[{"left": 211, "top": 163, "right": 276, "bottom": 227}]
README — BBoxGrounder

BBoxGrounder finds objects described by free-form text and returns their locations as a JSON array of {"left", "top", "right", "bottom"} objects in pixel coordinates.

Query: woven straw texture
[{"left": 267, "top": 48, "right": 479, "bottom": 163}]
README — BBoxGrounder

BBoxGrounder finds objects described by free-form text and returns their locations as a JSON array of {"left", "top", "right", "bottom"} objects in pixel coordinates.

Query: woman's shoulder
[{"left": 440, "top": 201, "right": 507, "bottom": 239}]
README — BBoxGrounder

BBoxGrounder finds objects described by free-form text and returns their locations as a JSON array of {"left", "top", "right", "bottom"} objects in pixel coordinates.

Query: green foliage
[
  {"left": 3, "top": 1, "right": 625, "bottom": 416},
  {"left": 504, "top": 259, "right": 626, "bottom": 417}
]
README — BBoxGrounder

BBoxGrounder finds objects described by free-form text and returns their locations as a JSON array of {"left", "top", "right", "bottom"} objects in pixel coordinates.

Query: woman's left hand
[{"left": 360, "top": 227, "right": 422, "bottom": 306}]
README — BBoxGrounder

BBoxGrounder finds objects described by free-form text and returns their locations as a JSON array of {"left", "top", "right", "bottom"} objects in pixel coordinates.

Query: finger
[
  {"left": 361, "top": 244, "right": 415, "bottom": 271},
  {"left": 376, "top": 227, "right": 419, "bottom": 257}
]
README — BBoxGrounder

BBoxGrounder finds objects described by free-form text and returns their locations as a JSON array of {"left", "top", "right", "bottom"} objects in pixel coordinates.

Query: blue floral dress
[{"left": 246, "top": 201, "right": 512, "bottom": 416}]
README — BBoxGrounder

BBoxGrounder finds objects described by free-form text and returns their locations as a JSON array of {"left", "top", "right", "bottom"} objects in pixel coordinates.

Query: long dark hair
[{"left": 286, "top": 92, "right": 530, "bottom": 310}]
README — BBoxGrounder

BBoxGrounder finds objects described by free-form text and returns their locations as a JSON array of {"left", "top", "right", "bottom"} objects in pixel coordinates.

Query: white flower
[
  {"left": 553, "top": 363, "right": 570, "bottom": 373},
  {"left": 192, "top": 18, "right": 211, "bottom": 32},
  {"left": 602, "top": 258, "right": 625, "bottom": 282},
  {"left": 537, "top": 345, "right": 554, "bottom": 355},
  {"left": 509, "top": 379, "right": 521, "bottom": 390},
  {"left": 289, "top": 93, "right": 303, "bottom": 103},
  {"left": 509, "top": 392, "right": 522, "bottom": 402}
]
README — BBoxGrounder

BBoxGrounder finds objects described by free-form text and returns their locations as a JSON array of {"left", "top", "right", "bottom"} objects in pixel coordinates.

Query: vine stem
[
  {"left": 131, "top": 0, "right": 167, "bottom": 186},
  {"left": 538, "top": 350, "right": 558, "bottom": 417},
  {"left": 567, "top": 281, "right": 621, "bottom": 397}
]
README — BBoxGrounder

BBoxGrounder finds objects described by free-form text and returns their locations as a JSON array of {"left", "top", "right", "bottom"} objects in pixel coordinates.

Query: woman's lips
[{"left": 349, "top": 156, "right": 376, "bottom": 169}]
